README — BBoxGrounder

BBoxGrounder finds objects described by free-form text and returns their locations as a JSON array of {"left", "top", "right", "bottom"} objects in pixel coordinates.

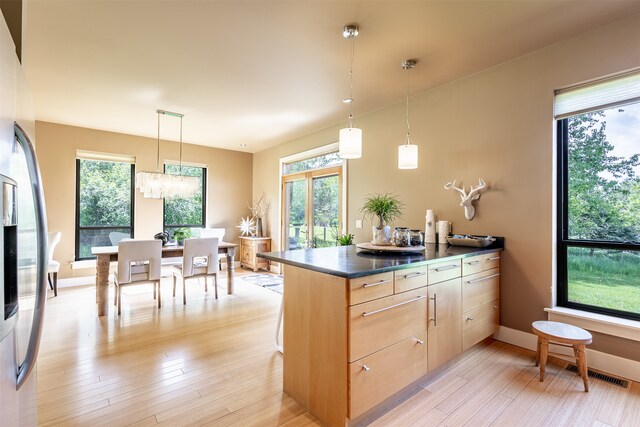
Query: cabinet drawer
[
  {"left": 349, "top": 272, "right": 394, "bottom": 306},
  {"left": 394, "top": 266, "right": 427, "bottom": 293},
  {"left": 349, "top": 288, "right": 427, "bottom": 362},
  {"left": 462, "top": 299, "right": 499, "bottom": 351},
  {"left": 428, "top": 259, "right": 461, "bottom": 285},
  {"left": 349, "top": 331, "right": 428, "bottom": 418},
  {"left": 462, "top": 252, "right": 500, "bottom": 276},
  {"left": 461, "top": 268, "right": 500, "bottom": 313}
]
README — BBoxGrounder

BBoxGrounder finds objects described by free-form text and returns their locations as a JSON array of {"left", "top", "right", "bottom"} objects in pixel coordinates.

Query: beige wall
[
  {"left": 36, "top": 121, "right": 252, "bottom": 278},
  {"left": 253, "top": 15, "right": 640, "bottom": 361}
]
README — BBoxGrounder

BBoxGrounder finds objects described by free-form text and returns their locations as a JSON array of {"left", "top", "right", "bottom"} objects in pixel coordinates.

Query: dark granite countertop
[{"left": 258, "top": 237, "right": 504, "bottom": 279}]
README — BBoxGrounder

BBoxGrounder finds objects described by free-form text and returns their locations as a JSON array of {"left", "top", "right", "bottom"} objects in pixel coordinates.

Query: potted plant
[
  {"left": 172, "top": 228, "right": 192, "bottom": 245},
  {"left": 361, "top": 193, "right": 404, "bottom": 245},
  {"left": 337, "top": 233, "right": 354, "bottom": 246}
]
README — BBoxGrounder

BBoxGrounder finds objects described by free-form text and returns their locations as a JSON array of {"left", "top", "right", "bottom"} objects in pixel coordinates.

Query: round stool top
[{"left": 532, "top": 321, "right": 592, "bottom": 344}]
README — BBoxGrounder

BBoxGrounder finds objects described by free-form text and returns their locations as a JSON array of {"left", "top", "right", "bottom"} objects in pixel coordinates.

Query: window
[
  {"left": 281, "top": 149, "right": 343, "bottom": 250},
  {"left": 163, "top": 164, "right": 206, "bottom": 237},
  {"left": 557, "top": 73, "right": 640, "bottom": 320},
  {"left": 76, "top": 158, "right": 134, "bottom": 260}
]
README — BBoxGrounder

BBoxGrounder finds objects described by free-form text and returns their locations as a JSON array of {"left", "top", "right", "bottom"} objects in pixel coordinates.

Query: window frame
[
  {"left": 556, "top": 117, "right": 640, "bottom": 321},
  {"left": 162, "top": 164, "right": 207, "bottom": 234},
  {"left": 74, "top": 158, "right": 135, "bottom": 260}
]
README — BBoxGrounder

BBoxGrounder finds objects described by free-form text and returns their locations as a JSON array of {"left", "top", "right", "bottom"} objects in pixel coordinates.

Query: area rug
[{"left": 242, "top": 274, "right": 283, "bottom": 295}]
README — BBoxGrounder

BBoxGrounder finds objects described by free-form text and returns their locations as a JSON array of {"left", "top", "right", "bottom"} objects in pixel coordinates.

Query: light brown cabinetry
[
  {"left": 461, "top": 252, "right": 500, "bottom": 351},
  {"left": 348, "top": 270, "right": 428, "bottom": 418},
  {"left": 349, "top": 331, "right": 427, "bottom": 418},
  {"left": 427, "top": 277, "right": 462, "bottom": 372},
  {"left": 280, "top": 249, "right": 501, "bottom": 427},
  {"left": 239, "top": 236, "right": 271, "bottom": 272}
]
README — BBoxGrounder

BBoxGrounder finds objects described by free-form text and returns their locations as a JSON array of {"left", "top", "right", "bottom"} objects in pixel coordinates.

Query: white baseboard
[{"left": 494, "top": 325, "right": 640, "bottom": 383}]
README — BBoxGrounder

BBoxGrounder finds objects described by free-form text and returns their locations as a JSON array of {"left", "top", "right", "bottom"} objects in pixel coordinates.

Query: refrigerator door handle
[{"left": 14, "top": 123, "right": 49, "bottom": 390}]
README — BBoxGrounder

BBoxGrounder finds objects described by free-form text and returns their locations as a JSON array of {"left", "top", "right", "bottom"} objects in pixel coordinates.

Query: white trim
[
  {"left": 76, "top": 150, "right": 135, "bottom": 163},
  {"left": 545, "top": 307, "right": 640, "bottom": 342},
  {"left": 164, "top": 160, "right": 208, "bottom": 169},
  {"left": 494, "top": 325, "right": 640, "bottom": 382},
  {"left": 70, "top": 259, "right": 96, "bottom": 269},
  {"left": 280, "top": 142, "right": 339, "bottom": 165}
]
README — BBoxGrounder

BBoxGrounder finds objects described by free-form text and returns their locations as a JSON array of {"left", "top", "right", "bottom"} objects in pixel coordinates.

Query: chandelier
[{"left": 135, "top": 109, "right": 200, "bottom": 199}]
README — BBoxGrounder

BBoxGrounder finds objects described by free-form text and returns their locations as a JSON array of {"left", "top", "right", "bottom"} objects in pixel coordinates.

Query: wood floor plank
[{"left": 37, "top": 274, "right": 640, "bottom": 427}]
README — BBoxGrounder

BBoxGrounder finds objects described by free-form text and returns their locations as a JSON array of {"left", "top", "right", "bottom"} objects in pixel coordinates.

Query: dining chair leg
[
  {"left": 535, "top": 336, "right": 541, "bottom": 366},
  {"left": 153, "top": 282, "right": 157, "bottom": 300},
  {"left": 204, "top": 277, "right": 208, "bottom": 292},
  {"left": 52, "top": 272, "right": 58, "bottom": 296},
  {"left": 183, "top": 277, "right": 187, "bottom": 305},
  {"left": 173, "top": 275, "right": 176, "bottom": 297},
  {"left": 157, "top": 281, "right": 161, "bottom": 308},
  {"left": 48, "top": 273, "right": 53, "bottom": 290},
  {"left": 114, "top": 283, "right": 117, "bottom": 306},
  {"left": 117, "top": 286, "right": 122, "bottom": 316},
  {"left": 214, "top": 275, "right": 218, "bottom": 299}
]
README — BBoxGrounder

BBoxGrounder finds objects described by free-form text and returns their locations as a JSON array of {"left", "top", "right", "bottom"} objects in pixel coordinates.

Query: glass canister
[
  {"left": 393, "top": 227, "right": 411, "bottom": 247},
  {"left": 410, "top": 229, "right": 424, "bottom": 246}
]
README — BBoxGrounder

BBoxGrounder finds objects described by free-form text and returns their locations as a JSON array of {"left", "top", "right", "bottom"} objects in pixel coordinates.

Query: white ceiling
[{"left": 23, "top": 1, "right": 640, "bottom": 153}]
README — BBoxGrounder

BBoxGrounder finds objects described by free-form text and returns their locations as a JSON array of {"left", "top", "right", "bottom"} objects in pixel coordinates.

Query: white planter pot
[{"left": 372, "top": 225, "right": 392, "bottom": 245}]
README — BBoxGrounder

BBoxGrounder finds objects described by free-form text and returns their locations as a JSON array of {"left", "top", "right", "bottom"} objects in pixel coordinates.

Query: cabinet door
[{"left": 427, "top": 278, "right": 462, "bottom": 372}]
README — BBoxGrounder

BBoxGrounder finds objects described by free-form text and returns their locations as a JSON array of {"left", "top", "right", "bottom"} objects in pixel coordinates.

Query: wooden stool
[{"left": 532, "top": 320, "right": 593, "bottom": 392}]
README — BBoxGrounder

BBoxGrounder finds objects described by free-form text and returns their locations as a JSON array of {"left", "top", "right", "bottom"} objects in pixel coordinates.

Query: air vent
[{"left": 566, "top": 364, "right": 629, "bottom": 388}]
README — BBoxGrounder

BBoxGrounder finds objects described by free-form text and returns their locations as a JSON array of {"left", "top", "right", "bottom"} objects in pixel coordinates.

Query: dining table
[{"left": 91, "top": 241, "right": 238, "bottom": 316}]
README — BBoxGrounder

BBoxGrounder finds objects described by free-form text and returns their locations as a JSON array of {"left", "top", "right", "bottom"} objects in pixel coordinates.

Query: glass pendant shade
[
  {"left": 339, "top": 127, "right": 362, "bottom": 159},
  {"left": 135, "top": 172, "right": 199, "bottom": 199},
  {"left": 398, "top": 143, "right": 418, "bottom": 169}
]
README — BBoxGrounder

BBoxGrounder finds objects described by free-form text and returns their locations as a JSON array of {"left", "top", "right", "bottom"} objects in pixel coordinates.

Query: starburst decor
[{"left": 237, "top": 216, "right": 256, "bottom": 236}]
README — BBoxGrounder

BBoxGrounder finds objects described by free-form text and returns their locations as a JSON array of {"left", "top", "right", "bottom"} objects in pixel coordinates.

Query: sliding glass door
[{"left": 282, "top": 156, "right": 342, "bottom": 250}]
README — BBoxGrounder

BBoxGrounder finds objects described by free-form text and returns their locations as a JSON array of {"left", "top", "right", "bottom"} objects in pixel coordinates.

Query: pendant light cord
[
  {"left": 156, "top": 111, "right": 161, "bottom": 172},
  {"left": 179, "top": 115, "right": 183, "bottom": 175},
  {"left": 348, "top": 33, "right": 355, "bottom": 128},
  {"left": 405, "top": 65, "right": 411, "bottom": 144}
]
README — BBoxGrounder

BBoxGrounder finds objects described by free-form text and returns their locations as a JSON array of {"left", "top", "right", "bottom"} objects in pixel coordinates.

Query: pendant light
[
  {"left": 135, "top": 109, "right": 200, "bottom": 199},
  {"left": 338, "top": 24, "right": 362, "bottom": 159},
  {"left": 398, "top": 59, "right": 418, "bottom": 169}
]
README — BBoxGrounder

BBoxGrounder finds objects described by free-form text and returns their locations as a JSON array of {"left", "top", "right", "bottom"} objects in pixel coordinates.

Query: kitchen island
[{"left": 259, "top": 240, "right": 504, "bottom": 427}]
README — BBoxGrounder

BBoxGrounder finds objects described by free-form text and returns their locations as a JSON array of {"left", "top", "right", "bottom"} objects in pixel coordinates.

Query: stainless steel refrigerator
[{"left": 1, "top": 14, "right": 48, "bottom": 427}]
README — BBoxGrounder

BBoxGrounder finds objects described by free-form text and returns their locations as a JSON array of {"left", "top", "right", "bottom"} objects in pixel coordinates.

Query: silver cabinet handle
[
  {"left": 465, "top": 273, "right": 501, "bottom": 285},
  {"left": 488, "top": 256, "right": 501, "bottom": 261},
  {"left": 464, "top": 260, "right": 482, "bottom": 265},
  {"left": 402, "top": 271, "right": 426, "bottom": 279},
  {"left": 416, "top": 339, "right": 425, "bottom": 345},
  {"left": 430, "top": 294, "right": 437, "bottom": 326},
  {"left": 466, "top": 317, "right": 474, "bottom": 321},
  {"left": 432, "top": 264, "right": 459, "bottom": 272},
  {"left": 362, "top": 279, "right": 392, "bottom": 288},
  {"left": 15, "top": 124, "right": 48, "bottom": 390},
  {"left": 362, "top": 365, "right": 371, "bottom": 372},
  {"left": 362, "top": 295, "right": 427, "bottom": 317}
]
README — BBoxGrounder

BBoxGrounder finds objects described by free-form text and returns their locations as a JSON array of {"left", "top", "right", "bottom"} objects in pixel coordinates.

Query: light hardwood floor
[{"left": 38, "top": 272, "right": 640, "bottom": 426}]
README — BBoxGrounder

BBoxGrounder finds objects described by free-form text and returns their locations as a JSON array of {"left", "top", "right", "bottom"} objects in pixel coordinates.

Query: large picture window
[
  {"left": 76, "top": 158, "right": 134, "bottom": 260},
  {"left": 557, "top": 78, "right": 640, "bottom": 320},
  {"left": 163, "top": 164, "right": 206, "bottom": 237}
]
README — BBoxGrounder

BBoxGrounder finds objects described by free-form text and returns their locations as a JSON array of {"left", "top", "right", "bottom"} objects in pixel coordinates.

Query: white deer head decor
[{"left": 444, "top": 178, "right": 487, "bottom": 220}]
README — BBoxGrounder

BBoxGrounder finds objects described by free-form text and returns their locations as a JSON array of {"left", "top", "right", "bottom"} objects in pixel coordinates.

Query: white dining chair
[
  {"left": 172, "top": 237, "right": 219, "bottom": 304},
  {"left": 113, "top": 239, "right": 162, "bottom": 316},
  {"left": 200, "top": 228, "right": 225, "bottom": 269},
  {"left": 47, "top": 232, "right": 62, "bottom": 297}
]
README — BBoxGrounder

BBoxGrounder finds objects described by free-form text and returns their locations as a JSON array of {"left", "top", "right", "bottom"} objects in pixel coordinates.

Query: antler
[
  {"left": 467, "top": 178, "right": 486, "bottom": 200},
  {"left": 444, "top": 179, "right": 467, "bottom": 199}
]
